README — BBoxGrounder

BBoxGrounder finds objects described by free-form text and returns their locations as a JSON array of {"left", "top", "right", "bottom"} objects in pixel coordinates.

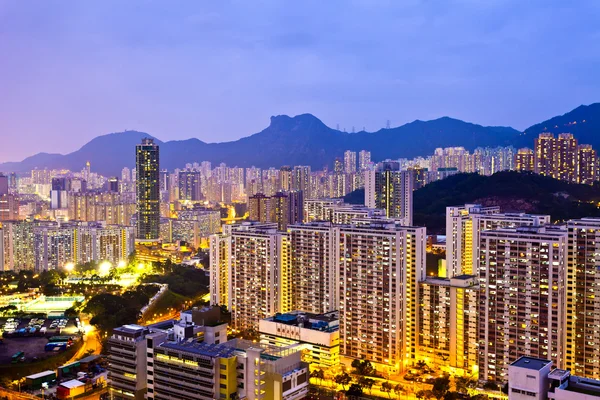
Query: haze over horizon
[{"left": 1, "top": 0, "right": 599, "bottom": 162}]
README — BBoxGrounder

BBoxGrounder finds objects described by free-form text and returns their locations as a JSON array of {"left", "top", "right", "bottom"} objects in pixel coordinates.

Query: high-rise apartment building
[
  {"left": 446, "top": 204, "right": 550, "bottom": 277},
  {"left": 364, "top": 166, "right": 413, "bottom": 224},
  {"left": 211, "top": 223, "right": 290, "bottom": 330},
  {"left": 288, "top": 222, "right": 338, "bottom": 314},
  {"left": 556, "top": 133, "right": 578, "bottom": 182},
  {"left": 534, "top": 133, "right": 556, "bottom": 177},
  {"left": 515, "top": 148, "right": 535, "bottom": 172},
  {"left": 478, "top": 226, "right": 567, "bottom": 383},
  {"left": 292, "top": 166, "right": 311, "bottom": 199},
  {"left": 418, "top": 275, "right": 479, "bottom": 375},
  {"left": 577, "top": 144, "right": 597, "bottom": 185},
  {"left": 136, "top": 138, "right": 160, "bottom": 241},
  {"left": 338, "top": 220, "right": 425, "bottom": 372},
  {"left": 178, "top": 170, "right": 202, "bottom": 201},
  {"left": 0, "top": 193, "right": 19, "bottom": 221},
  {"left": 344, "top": 150, "right": 357, "bottom": 174},
  {"left": 248, "top": 191, "right": 303, "bottom": 231},
  {"left": 358, "top": 150, "right": 371, "bottom": 171},
  {"left": 565, "top": 218, "right": 600, "bottom": 379}
]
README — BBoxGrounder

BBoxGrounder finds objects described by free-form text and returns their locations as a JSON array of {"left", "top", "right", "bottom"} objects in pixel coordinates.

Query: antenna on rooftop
[{"left": 386, "top": 120, "right": 391, "bottom": 129}]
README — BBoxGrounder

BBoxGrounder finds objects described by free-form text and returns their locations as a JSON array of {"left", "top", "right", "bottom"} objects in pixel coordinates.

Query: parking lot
[{"left": 0, "top": 317, "right": 81, "bottom": 364}]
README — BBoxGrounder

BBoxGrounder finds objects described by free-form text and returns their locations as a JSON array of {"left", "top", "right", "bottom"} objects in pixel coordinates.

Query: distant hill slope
[
  {"left": 2, "top": 103, "right": 599, "bottom": 176},
  {"left": 344, "top": 171, "right": 600, "bottom": 233}
]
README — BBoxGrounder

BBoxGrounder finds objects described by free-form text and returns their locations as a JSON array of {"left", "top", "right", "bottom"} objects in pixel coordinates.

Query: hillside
[{"left": 344, "top": 171, "right": 600, "bottom": 233}]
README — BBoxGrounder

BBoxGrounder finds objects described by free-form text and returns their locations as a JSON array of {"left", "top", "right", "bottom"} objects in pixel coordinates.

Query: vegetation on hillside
[
  {"left": 344, "top": 171, "right": 600, "bottom": 233},
  {"left": 142, "top": 263, "right": 209, "bottom": 298}
]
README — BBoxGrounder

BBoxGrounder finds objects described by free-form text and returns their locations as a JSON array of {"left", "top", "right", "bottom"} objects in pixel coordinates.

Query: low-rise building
[
  {"left": 509, "top": 356, "right": 600, "bottom": 400},
  {"left": 259, "top": 311, "right": 339, "bottom": 369}
]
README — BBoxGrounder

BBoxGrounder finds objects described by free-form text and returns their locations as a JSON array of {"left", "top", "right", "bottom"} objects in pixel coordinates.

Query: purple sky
[{"left": 1, "top": 0, "right": 599, "bottom": 162}]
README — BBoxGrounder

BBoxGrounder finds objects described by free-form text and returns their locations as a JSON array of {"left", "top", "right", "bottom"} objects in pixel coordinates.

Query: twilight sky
[{"left": 1, "top": 0, "right": 599, "bottom": 162}]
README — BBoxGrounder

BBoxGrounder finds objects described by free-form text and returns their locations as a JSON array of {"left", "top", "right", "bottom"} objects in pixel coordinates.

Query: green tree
[
  {"left": 482, "top": 381, "right": 498, "bottom": 391},
  {"left": 334, "top": 372, "right": 352, "bottom": 391},
  {"left": 455, "top": 376, "right": 476, "bottom": 393},
  {"left": 381, "top": 381, "right": 393, "bottom": 398},
  {"left": 432, "top": 376, "right": 451, "bottom": 400},
  {"left": 393, "top": 383, "right": 405, "bottom": 399},
  {"left": 358, "top": 377, "right": 375, "bottom": 394},
  {"left": 443, "top": 392, "right": 460, "bottom": 400},
  {"left": 346, "top": 383, "right": 363, "bottom": 397}
]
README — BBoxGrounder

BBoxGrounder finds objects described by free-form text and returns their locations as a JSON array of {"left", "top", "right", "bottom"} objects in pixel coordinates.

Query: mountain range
[{"left": 1, "top": 103, "right": 599, "bottom": 176}]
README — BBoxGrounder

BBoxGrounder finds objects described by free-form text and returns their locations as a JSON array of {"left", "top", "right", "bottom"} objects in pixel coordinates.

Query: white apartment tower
[
  {"left": 565, "top": 218, "right": 600, "bottom": 379},
  {"left": 338, "top": 219, "right": 426, "bottom": 373},
  {"left": 288, "top": 222, "right": 339, "bottom": 314},
  {"left": 446, "top": 204, "right": 550, "bottom": 277},
  {"left": 478, "top": 226, "right": 567, "bottom": 383}
]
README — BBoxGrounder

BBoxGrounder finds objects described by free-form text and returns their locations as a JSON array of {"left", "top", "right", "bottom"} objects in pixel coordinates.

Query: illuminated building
[
  {"left": 0, "top": 221, "right": 35, "bottom": 271},
  {"left": 108, "top": 319, "right": 309, "bottom": 400},
  {"left": 446, "top": 204, "right": 550, "bottom": 277},
  {"left": 259, "top": 311, "right": 340, "bottom": 369},
  {"left": 211, "top": 222, "right": 290, "bottom": 330},
  {"left": 279, "top": 166, "right": 292, "bottom": 191},
  {"left": 344, "top": 150, "right": 357, "bottom": 174},
  {"left": 418, "top": 275, "right": 479, "bottom": 375},
  {"left": 136, "top": 138, "right": 160, "bottom": 241},
  {"left": 358, "top": 150, "right": 371, "bottom": 171},
  {"left": 338, "top": 220, "right": 425, "bottom": 373},
  {"left": 535, "top": 133, "right": 557, "bottom": 177},
  {"left": 478, "top": 226, "right": 567, "bottom": 383},
  {"left": 248, "top": 193, "right": 270, "bottom": 223},
  {"left": 248, "top": 191, "right": 303, "bottom": 231},
  {"left": 409, "top": 166, "right": 428, "bottom": 189},
  {"left": 108, "top": 177, "right": 119, "bottom": 192},
  {"left": 292, "top": 166, "right": 311, "bottom": 199},
  {"left": 76, "top": 223, "right": 135, "bottom": 266},
  {"left": 515, "top": 148, "right": 535, "bottom": 172},
  {"left": 577, "top": 144, "right": 597, "bottom": 185},
  {"left": 33, "top": 223, "right": 75, "bottom": 272},
  {"left": 288, "top": 222, "right": 338, "bottom": 313},
  {"left": 0, "top": 193, "right": 19, "bottom": 221},
  {"left": 178, "top": 170, "right": 202, "bottom": 201},
  {"left": 556, "top": 133, "right": 578, "bottom": 182},
  {"left": 209, "top": 234, "right": 230, "bottom": 307},
  {"left": 364, "top": 166, "right": 413, "bottom": 224},
  {"left": 565, "top": 218, "right": 600, "bottom": 379},
  {"left": 304, "top": 198, "right": 343, "bottom": 222}
]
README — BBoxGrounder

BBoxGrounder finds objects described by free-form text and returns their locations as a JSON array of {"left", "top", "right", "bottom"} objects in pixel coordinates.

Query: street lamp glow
[
  {"left": 99, "top": 261, "right": 112, "bottom": 276},
  {"left": 64, "top": 262, "right": 75, "bottom": 272},
  {"left": 137, "top": 263, "right": 145, "bottom": 271},
  {"left": 117, "top": 260, "right": 127, "bottom": 269}
]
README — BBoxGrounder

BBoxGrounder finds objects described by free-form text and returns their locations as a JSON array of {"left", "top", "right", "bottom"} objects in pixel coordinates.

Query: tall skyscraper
[
  {"left": 515, "top": 148, "right": 535, "bottom": 172},
  {"left": 136, "top": 138, "right": 160, "bottom": 241},
  {"left": 577, "top": 144, "right": 597, "bottom": 185},
  {"left": 565, "top": 218, "right": 600, "bottom": 379},
  {"left": 534, "top": 133, "right": 556, "bottom": 177},
  {"left": 0, "top": 174, "right": 8, "bottom": 196},
  {"left": 358, "top": 150, "right": 371, "bottom": 171},
  {"left": 292, "top": 166, "right": 311, "bottom": 199},
  {"left": 556, "top": 133, "right": 578, "bottom": 182},
  {"left": 478, "top": 226, "right": 567, "bottom": 383},
  {"left": 344, "top": 150, "right": 357, "bottom": 174},
  {"left": 364, "top": 166, "right": 413, "bottom": 225}
]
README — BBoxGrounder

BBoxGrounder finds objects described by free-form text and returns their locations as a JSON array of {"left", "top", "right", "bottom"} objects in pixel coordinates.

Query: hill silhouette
[{"left": 344, "top": 171, "right": 600, "bottom": 233}]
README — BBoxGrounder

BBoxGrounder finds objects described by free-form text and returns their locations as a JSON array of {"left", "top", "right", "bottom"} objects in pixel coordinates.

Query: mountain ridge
[{"left": 1, "top": 103, "right": 598, "bottom": 176}]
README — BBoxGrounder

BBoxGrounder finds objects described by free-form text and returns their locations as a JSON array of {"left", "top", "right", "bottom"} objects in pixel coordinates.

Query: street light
[
  {"left": 99, "top": 261, "right": 112, "bottom": 276},
  {"left": 64, "top": 262, "right": 75, "bottom": 272},
  {"left": 117, "top": 260, "right": 127, "bottom": 269}
]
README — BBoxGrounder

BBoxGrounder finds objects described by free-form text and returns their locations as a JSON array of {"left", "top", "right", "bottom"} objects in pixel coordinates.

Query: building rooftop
[
  {"left": 60, "top": 379, "right": 85, "bottom": 389},
  {"left": 511, "top": 356, "right": 552, "bottom": 371},
  {"left": 264, "top": 311, "right": 339, "bottom": 333},
  {"left": 26, "top": 370, "right": 55, "bottom": 380},
  {"left": 566, "top": 376, "right": 600, "bottom": 397},
  {"left": 548, "top": 368, "right": 570, "bottom": 381},
  {"left": 160, "top": 340, "right": 237, "bottom": 359}
]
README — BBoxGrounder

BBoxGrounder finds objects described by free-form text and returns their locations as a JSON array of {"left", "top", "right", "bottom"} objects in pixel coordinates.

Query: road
[{"left": 66, "top": 321, "right": 101, "bottom": 364}]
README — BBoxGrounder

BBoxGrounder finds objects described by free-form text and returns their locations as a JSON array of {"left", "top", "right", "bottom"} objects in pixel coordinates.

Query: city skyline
[{"left": 1, "top": 1, "right": 599, "bottom": 161}]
